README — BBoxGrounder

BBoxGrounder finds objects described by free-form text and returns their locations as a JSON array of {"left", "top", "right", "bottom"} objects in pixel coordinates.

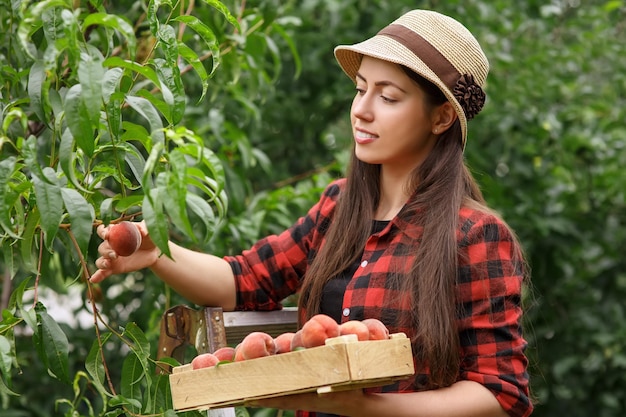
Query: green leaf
[
  {"left": 109, "top": 394, "right": 142, "bottom": 409},
  {"left": 22, "top": 135, "right": 44, "bottom": 179},
  {"left": 20, "top": 209, "right": 40, "bottom": 273},
  {"left": 35, "top": 303, "right": 70, "bottom": 384},
  {"left": 0, "top": 309, "right": 22, "bottom": 332},
  {"left": 115, "top": 194, "right": 143, "bottom": 213},
  {"left": 142, "top": 189, "right": 170, "bottom": 257},
  {"left": 153, "top": 57, "right": 185, "bottom": 125},
  {"left": 59, "top": 129, "right": 91, "bottom": 193},
  {"left": 0, "top": 375, "right": 19, "bottom": 398},
  {"left": 149, "top": 373, "right": 174, "bottom": 413},
  {"left": 235, "top": 406, "right": 251, "bottom": 417},
  {"left": 125, "top": 95, "right": 164, "bottom": 145},
  {"left": 141, "top": 141, "right": 164, "bottom": 190},
  {"left": 272, "top": 21, "right": 302, "bottom": 79},
  {"left": 32, "top": 168, "right": 63, "bottom": 250},
  {"left": 17, "top": 1, "right": 70, "bottom": 59},
  {"left": 177, "top": 42, "right": 209, "bottom": 101},
  {"left": 123, "top": 141, "right": 147, "bottom": 188},
  {"left": 106, "top": 91, "right": 124, "bottom": 138},
  {"left": 102, "top": 68, "right": 124, "bottom": 104},
  {"left": 1, "top": 242, "right": 17, "bottom": 282},
  {"left": 100, "top": 198, "right": 114, "bottom": 225},
  {"left": 59, "top": 8, "right": 80, "bottom": 67},
  {"left": 122, "top": 323, "right": 151, "bottom": 408},
  {"left": 85, "top": 333, "right": 113, "bottom": 398},
  {"left": 121, "top": 121, "right": 151, "bottom": 146},
  {"left": 64, "top": 84, "right": 95, "bottom": 157},
  {"left": 173, "top": 15, "right": 220, "bottom": 77},
  {"left": 103, "top": 57, "right": 161, "bottom": 89},
  {"left": 146, "top": 0, "right": 163, "bottom": 37},
  {"left": 156, "top": 24, "right": 178, "bottom": 64},
  {"left": 2, "top": 106, "right": 28, "bottom": 133},
  {"left": 78, "top": 52, "right": 105, "bottom": 125},
  {"left": 160, "top": 149, "right": 194, "bottom": 239},
  {"left": 120, "top": 353, "right": 143, "bottom": 413},
  {"left": 263, "top": 33, "right": 282, "bottom": 82},
  {"left": 82, "top": 13, "right": 137, "bottom": 58},
  {"left": 61, "top": 188, "right": 95, "bottom": 254},
  {"left": 27, "top": 60, "right": 49, "bottom": 125},
  {"left": 122, "top": 323, "right": 150, "bottom": 366},
  {"left": 0, "top": 157, "right": 20, "bottom": 239},
  {"left": 199, "top": 0, "right": 241, "bottom": 32},
  {"left": 135, "top": 89, "right": 171, "bottom": 125},
  {"left": 185, "top": 193, "right": 217, "bottom": 241},
  {"left": 0, "top": 335, "right": 13, "bottom": 376}
]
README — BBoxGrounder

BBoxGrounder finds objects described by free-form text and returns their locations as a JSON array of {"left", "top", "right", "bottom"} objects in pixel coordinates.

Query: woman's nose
[{"left": 351, "top": 94, "right": 373, "bottom": 121}]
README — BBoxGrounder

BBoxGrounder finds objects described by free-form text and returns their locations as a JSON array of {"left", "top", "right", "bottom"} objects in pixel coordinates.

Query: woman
[{"left": 92, "top": 9, "right": 533, "bottom": 417}]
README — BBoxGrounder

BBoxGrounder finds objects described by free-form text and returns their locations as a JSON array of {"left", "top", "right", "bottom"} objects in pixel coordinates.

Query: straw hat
[{"left": 334, "top": 9, "right": 489, "bottom": 148}]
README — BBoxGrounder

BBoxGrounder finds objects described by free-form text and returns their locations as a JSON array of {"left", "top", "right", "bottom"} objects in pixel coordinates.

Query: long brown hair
[{"left": 298, "top": 67, "right": 514, "bottom": 388}]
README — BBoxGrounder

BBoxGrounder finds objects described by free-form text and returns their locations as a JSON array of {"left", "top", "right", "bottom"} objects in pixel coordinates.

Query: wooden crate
[{"left": 169, "top": 333, "right": 415, "bottom": 411}]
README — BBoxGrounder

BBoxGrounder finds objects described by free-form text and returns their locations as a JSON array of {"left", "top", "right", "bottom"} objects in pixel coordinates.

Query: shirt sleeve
[
  {"left": 224, "top": 180, "right": 342, "bottom": 311},
  {"left": 456, "top": 210, "right": 533, "bottom": 417}
]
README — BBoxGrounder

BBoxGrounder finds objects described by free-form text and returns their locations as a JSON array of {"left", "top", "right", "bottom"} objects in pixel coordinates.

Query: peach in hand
[
  {"left": 108, "top": 221, "right": 141, "bottom": 257},
  {"left": 300, "top": 314, "right": 340, "bottom": 348}
]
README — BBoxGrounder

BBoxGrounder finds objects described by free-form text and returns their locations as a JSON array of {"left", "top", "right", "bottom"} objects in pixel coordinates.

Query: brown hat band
[
  {"left": 378, "top": 24, "right": 461, "bottom": 90},
  {"left": 378, "top": 24, "right": 485, "bottom": 120}
]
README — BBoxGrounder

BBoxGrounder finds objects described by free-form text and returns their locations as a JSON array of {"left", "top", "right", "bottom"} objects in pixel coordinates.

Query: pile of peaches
[{"left": 191, "top": 314, "right": 390, "bottom": 370}]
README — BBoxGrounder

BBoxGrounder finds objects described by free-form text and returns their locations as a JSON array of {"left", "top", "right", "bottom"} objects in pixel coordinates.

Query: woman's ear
[{"left": 432, "top": 102, "right": 458, "bottom": 135}]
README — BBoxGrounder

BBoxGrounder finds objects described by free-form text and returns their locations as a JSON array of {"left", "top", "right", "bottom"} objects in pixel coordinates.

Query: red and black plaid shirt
[{"left": 225, "top": 179, "right": 532, "bottom": 417}]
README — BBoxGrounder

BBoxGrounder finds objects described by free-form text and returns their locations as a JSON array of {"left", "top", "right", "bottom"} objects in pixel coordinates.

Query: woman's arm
[
  {"left": 149, "top": 241, "right": 237, "bottom": 309},
  {"left": 90, "top": 222, "right": 237, "bottom": 309},
  {"left": 250, "top": 380, "right": 508, "bottom": 417}
]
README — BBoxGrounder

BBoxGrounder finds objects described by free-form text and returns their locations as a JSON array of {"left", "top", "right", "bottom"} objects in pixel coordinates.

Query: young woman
[{"left": 92, "top": 9, "right": 533, "bottom": 417}]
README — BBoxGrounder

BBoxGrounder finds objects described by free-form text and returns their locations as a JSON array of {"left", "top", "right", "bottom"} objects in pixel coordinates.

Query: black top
[{"left": 320, "top": 219, "right": 390, "bottom": 322}]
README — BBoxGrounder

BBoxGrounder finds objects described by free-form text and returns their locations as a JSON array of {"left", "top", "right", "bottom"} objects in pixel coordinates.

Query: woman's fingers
[
  {"left": 96, "top": 224, "right": 108, "bottom": 240},
  {"left": 90, "top": 261, "right": 112, "bottom": 283}
]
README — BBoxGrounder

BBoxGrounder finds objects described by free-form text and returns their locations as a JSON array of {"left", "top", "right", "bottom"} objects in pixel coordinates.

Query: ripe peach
[
  {"left": 234, "top": 343, "right": 245, "bottom": 362},
  {"left": 108, "top": 221, "right": 141, "bottom": 257},
  {"left": 339, "top": 320, "right": 370, "bottom": 341},
  {"left": 300, "top": 314, "right": 340, "bottom": 348},
  {"left": 274, "top": 332, "right": 296, "bottom": 354},
  {"left": 239, "top": 331, "right": 276, "bottom": 360},
  {"left": 191, "top": 352, "right": 219, "bottom": 370},
  {"left": 213, "top": 346, "right": 236, "bottom": 362},
  {"left": 290, "top": 330, "right": 305, "bottom": 351},
  {"left": 362, "top": 318, "right": 390, "bottom": 340}
]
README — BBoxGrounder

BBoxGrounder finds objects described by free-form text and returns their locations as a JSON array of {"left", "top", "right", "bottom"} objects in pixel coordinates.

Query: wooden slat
[{"left": 222, "top": 307, "right": 298, "bottom": 344}]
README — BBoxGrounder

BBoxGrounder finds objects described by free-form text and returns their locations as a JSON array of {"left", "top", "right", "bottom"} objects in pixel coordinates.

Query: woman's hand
[{"left": 90, "top": 221, "right": 160, "bottom": 283}]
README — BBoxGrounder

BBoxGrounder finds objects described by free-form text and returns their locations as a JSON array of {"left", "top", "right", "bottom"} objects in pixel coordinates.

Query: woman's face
[{"left": 351, "top": 56, "right": 440, "bottom": 173}]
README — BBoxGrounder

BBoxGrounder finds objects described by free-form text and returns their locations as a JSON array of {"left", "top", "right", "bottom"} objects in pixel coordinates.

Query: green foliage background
[{"left": 1, "top": 0, "right": 625, "bottom": 416}]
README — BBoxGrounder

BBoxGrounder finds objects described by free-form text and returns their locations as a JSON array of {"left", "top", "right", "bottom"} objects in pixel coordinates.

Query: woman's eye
[
  {"left": 381, "top": 95, "right": 397, "bottom": 103},
  {"left": 355, "top": 87, "right": 366, "bottom": 95}
]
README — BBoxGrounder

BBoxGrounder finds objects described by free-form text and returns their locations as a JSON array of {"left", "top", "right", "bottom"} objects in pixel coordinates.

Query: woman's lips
[{"left": 355, "top": 129, "right": 377, "bottom": 144}]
